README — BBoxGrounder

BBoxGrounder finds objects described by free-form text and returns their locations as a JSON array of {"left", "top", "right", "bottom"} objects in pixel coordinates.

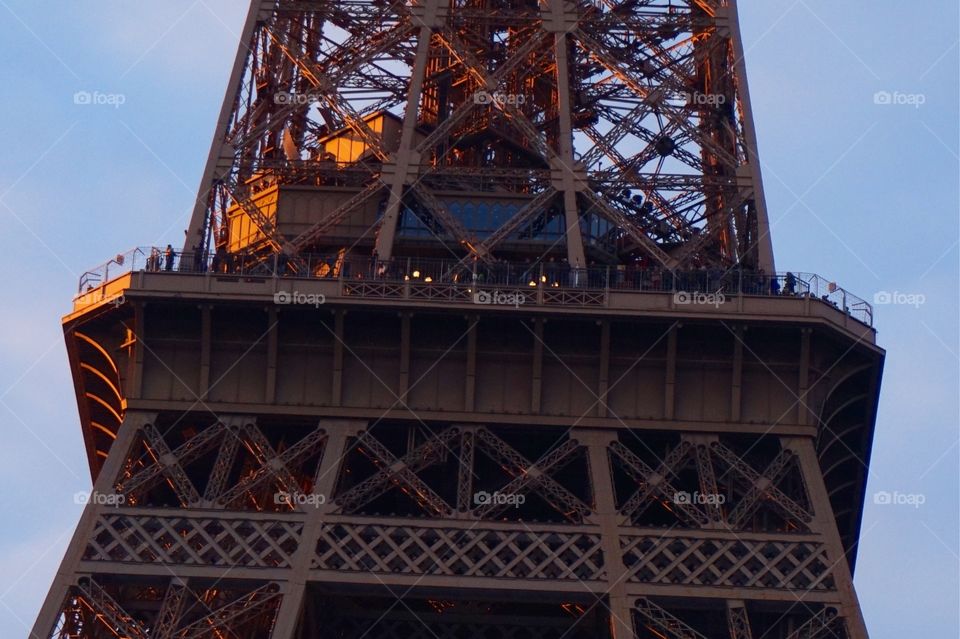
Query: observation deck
[{"left": 73, "top": 247, "right": 875, "bottom": 340}]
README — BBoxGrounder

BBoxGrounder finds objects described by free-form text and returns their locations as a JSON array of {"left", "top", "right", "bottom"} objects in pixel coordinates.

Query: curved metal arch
[
  {"left": 75, "top": 331, "right": 120, "bottom": 375},
  {"left": 91, "top": 421, "right": 117, "bottom": 441},
  {"left": 85, "top": 392, "right": 124, "bottom": 425},
  {"left": 80, "top": 362, "right": 123, "bottom": 404}
]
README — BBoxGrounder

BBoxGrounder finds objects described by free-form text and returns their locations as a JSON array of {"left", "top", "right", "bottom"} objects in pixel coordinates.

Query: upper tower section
[{"left": 185, "top": 0, "right": 774, "bottom": 274}]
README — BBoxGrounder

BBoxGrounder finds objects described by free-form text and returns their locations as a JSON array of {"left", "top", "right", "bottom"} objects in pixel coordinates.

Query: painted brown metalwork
[{"left": 37, "top": 1, "right": 884, "bottom": 637}]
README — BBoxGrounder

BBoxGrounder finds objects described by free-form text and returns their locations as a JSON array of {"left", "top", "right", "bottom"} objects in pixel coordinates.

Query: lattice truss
[
  {"left": 632, "top": 597, "right": 851, "bottom": 639},
  {"left": 621, "top": 535, "right": 836, "bottom": 591},
  {"left": 313, "top": 523, "right": 606, "bottom": 580},
  {"left": 114, "top": 418, "right": 328, "bottom": 511},
  {"left": 84, "top": 513, "right": 302, "bottom": 568},
  {"left": 51, "top": 577, "right": 282, "bottom": 639},
  {"left": 192, "top": 0, "right": 771, "bottom": 271},
  {"left": 607, "top": 434, "right": 814, "bottom": 532},
  {"left": 332, "top": 423, "right": 593, "bottom": 522}
]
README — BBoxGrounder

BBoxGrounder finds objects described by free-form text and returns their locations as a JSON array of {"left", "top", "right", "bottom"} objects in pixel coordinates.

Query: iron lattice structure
[
  {"left": 35, "top": 1, "right": 885, "bottom": 638},
  {"left": 184, "top": 0, "right": 774, "bottom": 273}
]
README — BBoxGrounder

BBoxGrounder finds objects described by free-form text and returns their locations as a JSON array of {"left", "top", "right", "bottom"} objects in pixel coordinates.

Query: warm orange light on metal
[
  {"left": 80, "top": 362, "right": 123, "bottom": 403},
  {"left": 75, "top": 332, "right": 119, "bottom": 374},
  {"left": 91, "top": 421, "right": 117, "bottom": 440},
  {"left": 84, "top": 392, "right": 123, "bottom": 424}
]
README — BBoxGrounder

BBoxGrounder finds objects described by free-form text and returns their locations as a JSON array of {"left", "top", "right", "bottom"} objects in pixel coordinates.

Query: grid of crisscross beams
[
  {"left": 189, "top": 0, "right": 772, "bottom": 272},
  {"left": 83, "top": 514, "right": 302, "bottom": 568},
  {"left": 621, "top": 536, "right": 836, "bottom": 590},
  {"left": 312, "top": 524, "right": 606, "bottom": 581}
]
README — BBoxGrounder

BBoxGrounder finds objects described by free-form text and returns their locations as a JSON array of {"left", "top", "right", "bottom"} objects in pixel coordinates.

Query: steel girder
[{"left": 185, "top": 0, "right": 774, "bottom": 272}]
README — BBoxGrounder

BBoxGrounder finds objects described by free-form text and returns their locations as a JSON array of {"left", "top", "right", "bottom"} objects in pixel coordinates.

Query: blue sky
[{"left": 0, "top": 1, "right": 956, "bottom": 637}]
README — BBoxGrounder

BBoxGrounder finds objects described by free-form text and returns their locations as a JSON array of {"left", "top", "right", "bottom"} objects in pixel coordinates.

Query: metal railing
[{"left": 76, "top": 247, "right": 873, "bottom": 326}]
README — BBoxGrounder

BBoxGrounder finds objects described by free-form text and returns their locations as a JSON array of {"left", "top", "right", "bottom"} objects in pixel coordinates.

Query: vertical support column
[
  {"left": 399, "top": 312, "right": 411, "bottom": 401},
  {"left": 684, "top": 433, "right": 724, "bottom": 528},
  {"left": 201, "top": 417, "right": 249, "bottom": 507},
  {"left": 785, "top": 436, "right": 869, "bottom": 639},
  {"left": 548, "top": 0, "right": 586, "bottom": 269},
  {"left": 578, "top": 429, "right": 635, "bottom": 639},
  {"left": 730, "top": 325, "right": 744, "bottom": 422},
  {"left": 184, "top": 0, "right": 275, "bottom": 250},
  {"left": 531, "top": 318, "right": 544, "bottom": 413},
  {"left": 726, "top": 600, "right": 754, "bottom": 639},
  {"left": 465, "top": 316, "right": 477, "bottom": 411},
  {"left": 30, "top": 411, "right": 154, "bottom": 639},
  {"left": 331, "top": 310, "right": 344, "bottom": 406},
  {"left": 798, "top": 328, "right": 812, "bottom": 426},
  {"left": 374, "top": 0, "right": 441, "bottom": 259},
  {"left": 265, "top": 306, "right": 278, "bottom": 403},
  {"left": 723, "top": 0, "right": 775, "bottom": 273},
  {"left": 199, "top": 304, "right": 212, "bottom": 399},
  {"left": 129, "top": 301, "right": 145, "bottom": 399},
  {"left": 270, "top": 419, "right": 364, "bottom": 639},
  {"left": 455, "top": 427, "right": 476, "bottom": 517},
  {"left": 664, "top": 324, "right": 678, "bottom": 420},
  {"left": 597, "top": 320, "right": 611, "bottom": 418}
]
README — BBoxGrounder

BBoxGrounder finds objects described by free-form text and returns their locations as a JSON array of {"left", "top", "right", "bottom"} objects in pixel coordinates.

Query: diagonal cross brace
[
  {"left": 473, "top": 429, "right": 592, "bottom": 522},
  {"left": 216, "top": 424, "right": 328, "bottom": 509},
  {"left": 175, "top": 584, "right": 282, "bottom": 639},
  {"left": 118, "top": 422, "right": 225, "bottom": 502},
  {"left": 634, "top": 597, "right": 710, "bottom": 639},
  {"left": 610, "top": 440, "right": 710, "bottom": 527},
  {"left": 336, "top": 427, "right": 459, "bottom": 516},
  {"left": 75, "top": 578, "right": 149, "bottom": 639},
  {"left": 711, "top": 444, "right": 812, "bottom": 528},
  {"left": 138, "top": 424, "right": 202, "bottom": 506}
]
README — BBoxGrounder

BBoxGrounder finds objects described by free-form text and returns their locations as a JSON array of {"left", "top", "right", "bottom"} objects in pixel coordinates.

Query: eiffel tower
[{"left": 35, "top": 0, "right": 884, "bottom": 637}]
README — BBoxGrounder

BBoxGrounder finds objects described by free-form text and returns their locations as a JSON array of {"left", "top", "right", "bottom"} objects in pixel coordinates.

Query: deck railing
[{"left": 76, "top": 247, "right": 873, "bottom": 326}]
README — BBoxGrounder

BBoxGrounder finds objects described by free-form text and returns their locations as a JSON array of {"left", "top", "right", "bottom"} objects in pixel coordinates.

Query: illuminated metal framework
[
  {"left": 184, "top": 0, "right": 774, "bottom": 273},
  {"left": 35, "top": 1, "right": 884, "bottom": 638}
]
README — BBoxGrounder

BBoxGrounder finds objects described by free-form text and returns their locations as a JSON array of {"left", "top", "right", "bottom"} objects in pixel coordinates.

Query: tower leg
[
  {"left": 787, "top": 436, "right": 870, "bottom": 639},
  {"left": 30, "top": 412, "right": 151, "bottom": 639},
  {"left": 270, "top": 419, "right": 363, "bottom": 639},
  {"left": 579, "top": 429, "right": 636, "bottom": 639}
]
